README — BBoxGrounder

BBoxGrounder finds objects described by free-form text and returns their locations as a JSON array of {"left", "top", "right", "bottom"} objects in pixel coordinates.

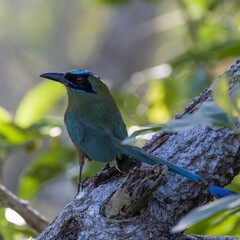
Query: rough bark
[{"left": 36, "top": 59, "right": 240, "bottom": 240}]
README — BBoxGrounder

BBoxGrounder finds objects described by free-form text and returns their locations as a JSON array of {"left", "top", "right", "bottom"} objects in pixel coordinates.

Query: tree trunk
[{"left": 36, "top": 59, "right": 240, "bottom": 240}]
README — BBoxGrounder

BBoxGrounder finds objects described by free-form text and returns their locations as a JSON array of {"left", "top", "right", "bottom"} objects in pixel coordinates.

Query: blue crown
[{"left": 69, "top": 69, "right": 93, "bottom": 76}]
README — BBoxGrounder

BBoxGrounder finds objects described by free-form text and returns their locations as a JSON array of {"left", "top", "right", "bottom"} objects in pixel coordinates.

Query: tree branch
[
  {"left": 0, "top": 184, "right": 49, "bottom": 233},
  {"left": 37, "top": 58, "right": 240, "bottom": 239},
  {"left": 103, "top": 165, "right": 167, "bottom": 219}
]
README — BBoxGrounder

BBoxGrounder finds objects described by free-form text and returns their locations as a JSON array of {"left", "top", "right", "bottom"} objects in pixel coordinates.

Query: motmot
[
  {"left": 209, "top": 185, "right": 238, "bottom": 198},
  {"left": 40, "top": 69, "right": 202, "bottom": 192}
]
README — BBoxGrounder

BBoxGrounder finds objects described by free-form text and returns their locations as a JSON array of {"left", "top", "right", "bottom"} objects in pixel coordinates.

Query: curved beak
[{"left": 40, "top": 72, "right": 65, "bottom": 83}]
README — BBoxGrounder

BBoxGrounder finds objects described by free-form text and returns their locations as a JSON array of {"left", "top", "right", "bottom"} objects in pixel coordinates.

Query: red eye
[{"left": 76, "top": 77, "right": 85, "bottom": 84}]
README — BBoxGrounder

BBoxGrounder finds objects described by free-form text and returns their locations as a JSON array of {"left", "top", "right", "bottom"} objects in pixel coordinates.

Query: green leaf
[
  {"left": 0, "top": 107, "right": 12, "bottom": 123},
  {"left": 171, "top": 195, "right": 240, "bottom": 233},
  {"left": 165, "top": 102, "right": 231, "bottom": 132},
  {"left": 0, "top": 123, "right": 36, "bottom": 145},
  {"left": 213, "top": 74, "right": 239, "bottom": 117},
  {"left": 0, "top": 209, "right": 15, "bottom": 240},
  {"left": 212, "top": 207, "right": 240, "bottom": 225},
  {"left": 231, "top": 87, "right": 240, "bottom": 117},
  {"left": 15, "top": 81, "right": 65, "bottom": 127},
  {"left": 201, "top": 102, "right": 231, "bottom": 127},
  {"left": 122, "top": 124, "right": 164, "bottom": 145}
]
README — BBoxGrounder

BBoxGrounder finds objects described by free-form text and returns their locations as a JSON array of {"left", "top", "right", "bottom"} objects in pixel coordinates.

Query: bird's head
[{"left": 40, "top": 69, "right": 98, "bottom": 94}]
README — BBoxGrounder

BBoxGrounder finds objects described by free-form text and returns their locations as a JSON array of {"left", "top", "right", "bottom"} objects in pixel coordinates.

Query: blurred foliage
[
  {"left": 15, "top": 81, "right": 65, "bottom": 128},
  {"left": 0, "top": 81, "right": 76, "bottom": 239},
  {"left": 0, "top": 209, "right": 14, "bottom": 240},
  {"left": 92, "top": 0, "right": 130, "bottom": 4},
  {"left": 0, "top": 0, "right": 240, "bottom": 239}
]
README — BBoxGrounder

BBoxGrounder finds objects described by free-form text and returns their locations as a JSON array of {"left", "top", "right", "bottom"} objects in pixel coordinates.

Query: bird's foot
[
  {"left": 102, "top": 163, "right": 111, "bottom": 171},
  {"left": 77, "top": 179, "right": 84, "bottom": 194}
]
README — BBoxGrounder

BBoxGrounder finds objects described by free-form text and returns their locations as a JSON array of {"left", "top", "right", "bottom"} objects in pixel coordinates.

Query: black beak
[{"left": 40, "top": 72, "right": 65, "bottom": 83}]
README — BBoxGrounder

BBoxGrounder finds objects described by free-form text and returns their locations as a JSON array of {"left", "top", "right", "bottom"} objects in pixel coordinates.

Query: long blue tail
[
  {"left": 209, "top": 185, "right": 238, "bottom": 198},
  {"left": 118, "top": 143, "right": 202, "bottom": 182}
]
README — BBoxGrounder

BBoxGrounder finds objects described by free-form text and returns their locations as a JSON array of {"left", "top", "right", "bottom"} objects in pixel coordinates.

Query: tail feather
[
  {"left": 209, "top": 185, "right": 238, "bottom": 198},
  {"left": 118, "top": 143, "right": 202, "bottom": 182}
]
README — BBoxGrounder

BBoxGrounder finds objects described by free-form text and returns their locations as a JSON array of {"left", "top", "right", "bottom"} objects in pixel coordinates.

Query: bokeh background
[{"left": 1, "top": 0, "right": 240, "bottom": 239}]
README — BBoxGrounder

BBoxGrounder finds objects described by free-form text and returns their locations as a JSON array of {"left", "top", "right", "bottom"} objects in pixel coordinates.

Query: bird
[
  {"left": 209, "top": 185, "right": 238, "bottom": 198},
  {"left": 40, "top": 69, "right": 202, "bottom": 192}
]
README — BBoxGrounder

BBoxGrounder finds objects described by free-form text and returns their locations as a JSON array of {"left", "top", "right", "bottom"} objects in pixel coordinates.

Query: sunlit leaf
[
  {"left": 213, "top": 75, "right": 239, "bottom": 117},
  {"left": 171, "top": 195, "right": 240, "bottom": 233},
  {"left": 147, "top": 80, "right": 172, "bottom": 123},
  {"left": 122, "top": 124, "right": 164, "bottom": 145},
  {"left": 165, "top": 102, "right": 231, "bottom": 132},
  {"left": 0, "top": 123, "right": 36, "bottom": 145},
  {"left": 15, "top": 81, "right": 65, "bottom": 127},
  {"left": 212, "top": 208, "right": 240, "bottom": 226},
  {"left": 231, "top": 82, "right": 240, "bottom": 117},
  {"left": 0, "top": 107, "right": 12, "bottom": 123}
]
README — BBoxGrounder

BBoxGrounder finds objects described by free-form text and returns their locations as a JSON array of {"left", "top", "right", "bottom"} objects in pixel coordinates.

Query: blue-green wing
[{"left": 66, "top": 117, "right": 117, "bottom": 163}]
